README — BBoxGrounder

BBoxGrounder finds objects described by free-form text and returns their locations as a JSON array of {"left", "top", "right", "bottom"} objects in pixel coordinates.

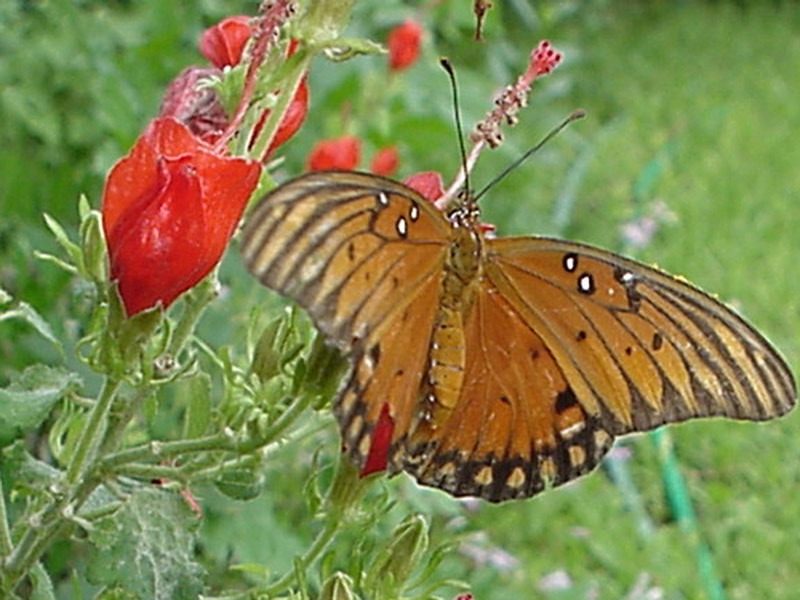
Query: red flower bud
[
  {"left": 102, "top": 118, "right": 261, "bottom": 316},
  {"left": 388, "top": 20, "right": 422, "bottom": 72},
  {"left": 307, "top": 136, "right": 361, "bottom": 171},
  {"left": 159, "top": 66, "right": 228, "bottom": 143},
  {"left": 199, "top": 15, "right": 253, "bottom": 69},
  {"left": 370, "top": 147, "right": 399, "bottom": 176}
]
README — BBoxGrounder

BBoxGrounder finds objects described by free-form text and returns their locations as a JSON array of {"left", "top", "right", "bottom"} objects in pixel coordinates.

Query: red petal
[
  {"left": 307, "top": 136, "right": 361, "bottom": 171},
  {"left": 360, "top": 403, "right": 395, "bottom": 477},
  {"left": 102, "top": 118, "right": 261, "bottom": 315},
  {"left": 403, "top": 171, "right": 444, "bottom": 202},
  {"left": 388, "top": 20, "right": 423, "bottom": 71},
  {"left": 370, "top": 146, "right": 400, "bottom": 176},
  {"left": 108, "top": 156, "right": 206, "bottom": 315},
  {"left": 199, "top": 15, "right": 253, "bottom": 69}
]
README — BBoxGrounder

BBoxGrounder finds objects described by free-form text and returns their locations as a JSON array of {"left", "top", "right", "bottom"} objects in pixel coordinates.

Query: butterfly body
[{"left": 242, "top": 170, "right": 796, "bottom": 502}]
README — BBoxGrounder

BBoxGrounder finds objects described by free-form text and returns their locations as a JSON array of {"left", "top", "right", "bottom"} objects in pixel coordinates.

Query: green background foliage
[{"left": 1, "top": 1, "right": 798, "bottom": 599}]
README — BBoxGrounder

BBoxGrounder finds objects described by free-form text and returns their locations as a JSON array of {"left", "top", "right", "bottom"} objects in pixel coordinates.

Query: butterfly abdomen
[{"left": 424, "top": 224, "right": 484, "bottom": 420}]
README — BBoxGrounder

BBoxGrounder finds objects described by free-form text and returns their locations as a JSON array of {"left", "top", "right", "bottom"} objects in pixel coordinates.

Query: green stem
[
  {"left": 65, "top": 377, "right": 122, "bottom": 486},
  {"left": 101, "top": 390, "right": 315, "bottom": 470},
  {"left": 0, "top": 476, "right": 13, "bottom": 558},
  {"left": 99, "top": 384, "right": 151, "bottom": 456},
  {"left": 100, "top": 431, "right": 234, "bottom": 470},
  {"left": 256, "top": 458, "right": 370, "bottom": 597},
  {"left": 246, "top": 50, "right": 312, "bottom": 161},
  {"left": 168, "top": 276, "right": 218, "bottom": 357},
  {"left": 2, "top": 377, "right": 122, "bottom": 593},
  {"left": 259, "top": 518, "right": 340, "bottom": 596}
]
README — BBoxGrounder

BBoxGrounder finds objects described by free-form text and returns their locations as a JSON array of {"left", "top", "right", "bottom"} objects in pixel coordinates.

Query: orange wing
[
  {"left": 484, "top": 236, "right": 796, "bottom": 437},
  {"left": 241, "top": 171, "right": 450, "bottom": 347},
  {"left": 400, "top": 278, "right": 616, "bottom": 501},
  {"left": 241, "top": 171, "right": 451, "bottom": 467}
]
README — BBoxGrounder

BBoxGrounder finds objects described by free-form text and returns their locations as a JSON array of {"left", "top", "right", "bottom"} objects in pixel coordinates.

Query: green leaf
[
  {"left": 86, "top": 488, "right": 205, "bottom": 600},
  {"left": 180, "top": 372, "right": 212, "bottom": 439},
  {"left": 1, "top": 441, "right": 62, "bottom": 494},
  {"left": 0, "top": 294, "right": 64, "bottom": 355},
  {"left": 0, "top": 366, "right": 80, "bottom": 447},
  {"left": 29, "top": 562, "right": 56, "bottom": 600},
  {"left": 42, "top": 212, "right": 84, "bottom": 274},
  {"left": 320, "top": 37, "right": 385, "bottom": 62},
  {"left": 214, "top": 464, "right": 265, "bottom": 501}
]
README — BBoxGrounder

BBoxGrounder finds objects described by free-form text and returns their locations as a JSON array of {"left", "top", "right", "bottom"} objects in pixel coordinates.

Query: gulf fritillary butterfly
[{"left": 241, "top": 170, "right": 796, "bottom": 502}]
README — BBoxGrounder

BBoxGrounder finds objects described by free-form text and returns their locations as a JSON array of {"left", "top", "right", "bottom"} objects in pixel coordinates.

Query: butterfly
[{"left": 241, "top": 170, "right": 796, "bottom": 502}]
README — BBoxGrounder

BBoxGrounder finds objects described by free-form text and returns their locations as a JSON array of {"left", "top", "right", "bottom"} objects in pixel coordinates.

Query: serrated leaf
[
  {"left": 0, "top": 298, "right": 64, "bottom": 355},
  {"left": 86, "top": 488, "right": 205, "bottom": 600},
  {"left": 0, "top": 365, "right": 80, "bottom": 447}
]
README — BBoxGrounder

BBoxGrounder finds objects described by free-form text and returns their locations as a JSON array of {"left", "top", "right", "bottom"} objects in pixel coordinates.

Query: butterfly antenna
[
  {"left": 473, "top": 109, "right": 585, "bottom": 202},
  {"left": 440, "top": 58, "right": 471, "bottom": 197}
]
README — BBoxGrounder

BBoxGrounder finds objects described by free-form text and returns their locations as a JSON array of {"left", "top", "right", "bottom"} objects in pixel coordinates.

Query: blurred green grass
[{"left": 1, "top": 1, "right": 798, "bottom": 598}]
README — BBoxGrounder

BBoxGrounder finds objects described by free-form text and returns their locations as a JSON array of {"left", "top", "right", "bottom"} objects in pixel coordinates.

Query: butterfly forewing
[{"left": 241, "top": 172, "right": 450, "bottom": 347}]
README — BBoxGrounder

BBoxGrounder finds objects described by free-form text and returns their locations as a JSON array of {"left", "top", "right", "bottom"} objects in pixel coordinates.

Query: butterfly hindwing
[{"left": 402, "top": 278, "right": 615, "bottom": 501}]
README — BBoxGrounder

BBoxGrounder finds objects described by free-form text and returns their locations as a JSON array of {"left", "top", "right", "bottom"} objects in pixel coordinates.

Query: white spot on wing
[
  {"left": 396, "top": 216, "right": 408, "bottom": 237},
  {"left": 378, "top": 192, "right": 389, "bottom": 206}
]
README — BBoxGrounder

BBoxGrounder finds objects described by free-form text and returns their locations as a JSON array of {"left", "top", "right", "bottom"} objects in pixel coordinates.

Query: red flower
[
  {"left": 307, "top": 136, "right": 361, "bottom": 171},
  {"left": 102, "top": 118, "right": 261, "bottom": 316},
  {"left": 199, "top": 15, "right": 253, "bottom": 69},
  {"left": 159, "top": 66, "right": 228, "bottom": 143},
  {"left": 388, "top": 20, "right": 422, "bottom": 71},
  {"left": 403, "top": 171, "right": 444, "bottom": 202},
  {"left": 370, "top": 146, "right": 399, "bottom": 176}
]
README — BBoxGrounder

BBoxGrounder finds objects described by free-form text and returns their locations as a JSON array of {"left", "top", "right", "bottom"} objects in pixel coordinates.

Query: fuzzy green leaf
[
  {"left": 0, "top": 294, "right": 64, "bottom": 355},
  {"left": 0, "top": 366, "right": 80, "bottom": 447},
  {"left": 86, "top": 488, "right": 205, "bottom": 600}
]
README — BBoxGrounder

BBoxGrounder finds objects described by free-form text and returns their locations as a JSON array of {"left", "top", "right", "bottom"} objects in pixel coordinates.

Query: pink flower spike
[{"left": 528, "top": 40, "right": 562, "bottom": 80}]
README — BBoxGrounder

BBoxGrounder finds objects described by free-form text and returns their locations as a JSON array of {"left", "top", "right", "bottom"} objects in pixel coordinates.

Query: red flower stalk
[
  {"left": 370, "top": 146, "right": 399, "bottom": 176},
  {"left": 307, "top": 136, "right": 361, "bottom": 171},
  {"left": 388, "top": 20, "right": 422, "bottom": 71},
  {"left": 102, "top": 118, "right": 261, "bottom": 315},
  {"left": 199, "top": 15, "right": 253, "bottom": 68}
]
